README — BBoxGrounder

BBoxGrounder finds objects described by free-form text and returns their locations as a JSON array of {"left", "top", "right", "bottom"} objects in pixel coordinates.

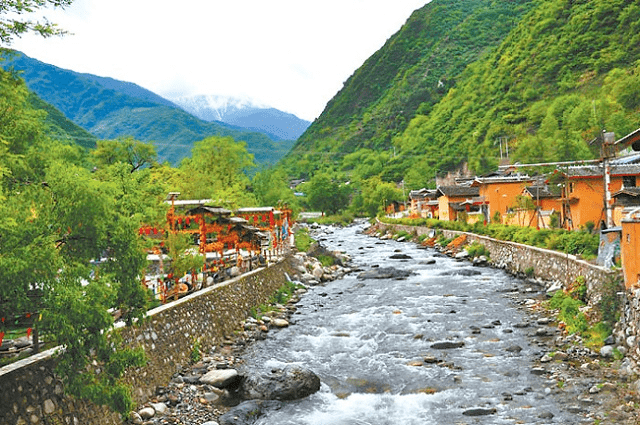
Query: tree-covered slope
[
  {"left": 282, "top": 0, "right": 535, "bottom": 177},
  {"left": 27, "top": 93, "right": 98, "bottom": 150},
  {"left": 393, "top": 0, "right": 640, "bottom": 188},
  {"left": 1, "top": 51, "right": 292, "bottom": 166}
]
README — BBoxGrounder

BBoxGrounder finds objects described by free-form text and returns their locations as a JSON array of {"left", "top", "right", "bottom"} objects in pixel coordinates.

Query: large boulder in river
[
  {"left": 357, "top": 267, "right": 413, "bottom": 280},
  {"left": 239, "top": 365, "right": 321, "bottom": 401}
]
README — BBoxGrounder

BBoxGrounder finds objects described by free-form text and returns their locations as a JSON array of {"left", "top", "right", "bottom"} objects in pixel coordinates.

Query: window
[{"left": 623, "top": 176, "right": 637, "bottom": 188}]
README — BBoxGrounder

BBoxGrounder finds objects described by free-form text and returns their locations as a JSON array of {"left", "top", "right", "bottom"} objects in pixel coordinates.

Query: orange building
[
  {"left": 621, "top": 208, "right": 640, "bottom": 288},
  {"left": 436, "top": 185, "right": 481, "bottom": 222},
  {"left": 561, "top": 161, "right": 640, "bottom": 229},
  {"left": 518, "top": 185, "right": 564, "bottom": 228},
  {"left": 470, "top": 175, "right": 534, "bottom": 224},
  {"left": 409, "top": 188, "right": 438, "bottom": 218}
]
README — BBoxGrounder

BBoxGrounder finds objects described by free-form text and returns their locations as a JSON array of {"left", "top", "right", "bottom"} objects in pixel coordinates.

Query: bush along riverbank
[
  {"left": 367, "top": 221, "right": 640, "bottom": 424},
  {"left": 128, "top": 239, "right": 353, "bottom": 425}
]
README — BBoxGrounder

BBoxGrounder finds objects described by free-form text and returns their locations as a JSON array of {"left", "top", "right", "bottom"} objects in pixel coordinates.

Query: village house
[
  {"left": 621, "top": 207, "right": 640, "bottom": 288},
  {"left": 469, "top": 174, "right": 534, "bottom": 225},
  {"left": 436, "top": 185, "right": 481, "bottom": 222},
  {"left": 519, "top": 184, "right": 564, "bottom": 228},
  {"left": 408, "top": 188, "right": 438, "bottom": 218},
  {"left": 559, "top": 156, "right": 640, "bottom": 229}
]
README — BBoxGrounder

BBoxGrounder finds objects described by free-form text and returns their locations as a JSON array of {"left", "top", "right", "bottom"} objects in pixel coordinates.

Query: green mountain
[
  {"left": 283, "top": 0, "right": 535, "bottom": 178},
  {"left": 27, "top": 92, "right": 98, "bottom": 150},
  {"left": 282, "top": 0, "right": 640, "bottom": 191},
  {"left": 1, "top": 51, "right": 294, "bottom": 166}
]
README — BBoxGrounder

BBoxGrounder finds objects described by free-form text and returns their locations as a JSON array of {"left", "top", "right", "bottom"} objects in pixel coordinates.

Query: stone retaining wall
[
  {"left": 379, "top": 222, "right": 640, "bottom": 365},
  {"left": 0, "top": 258, "right": 298, "bottom": 425}
]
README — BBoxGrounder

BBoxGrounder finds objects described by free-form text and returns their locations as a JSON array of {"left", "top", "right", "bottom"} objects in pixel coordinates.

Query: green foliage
[
  {"left": 303, "top": 173, "right": 351, "bottom": 216},
  {"left": 317, "top": 255, "right": 335, "bottom": 267},
  {"left": 311, "top": 212, "right": 355, "bottom": 226},
  {"left": 0, "top": 1, "right": 73, "bottom": 45},
  {"left": 599, "top": 275, "right": 623, "bottom": 325},
  {"left": 175, "top": 136, "right": 257, "bottom": 208},
  {"left": 548, "top": 290, "right": 589, "bottom": 335},
  {"left": 282, "top": 0, "right": 534, "bottom": 177},
  {"left": 294, "top": 227, "right": 315, "bottom": 252},
  {"left": 190, "top": 338, "right": 202, "bottom": 363},
  {"left": 465, "top": 241, "right": 490, "bottom": 258}
]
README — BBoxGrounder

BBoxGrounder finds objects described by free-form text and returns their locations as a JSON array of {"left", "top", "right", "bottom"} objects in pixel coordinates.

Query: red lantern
[{"left": 0, "top": 331, "right": 4, "bottom": 347}]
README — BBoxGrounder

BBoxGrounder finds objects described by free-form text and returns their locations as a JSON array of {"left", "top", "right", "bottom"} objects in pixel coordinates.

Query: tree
[
  {"left": 177, "top": 136, "right": 257, "bottom": 206},
  {"left": 91, "top": 137, "right": 158, "bottom": 173},
  {"left": 0, "top": 0, "right": 73, "bottom": 46},
  {"left": 304, "top": 173, "right": 351, "bottom": 216},
  {"left": 251, "top": 168, "right": 299, "bottom": 211}
]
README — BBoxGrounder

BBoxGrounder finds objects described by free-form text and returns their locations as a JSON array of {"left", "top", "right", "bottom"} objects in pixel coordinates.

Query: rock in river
[
  {"left": 357, "top": 267, "right": 413, "bottom": 280},
  {"left": 431, "top": 341, "right": 465, "bottom": 349},
  {"left": 239, "top": 365, "right": 321, "bottom": 401}
]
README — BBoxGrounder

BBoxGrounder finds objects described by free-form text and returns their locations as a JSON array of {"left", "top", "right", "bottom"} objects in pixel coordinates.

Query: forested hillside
[
  {"left": 282, "top": 0, "right": 535, "bottom": 179},
  {"left": 394, "top": 0, "right": 640, "bottom": 188},
  {"left": 280, "top": 0, "right": 640, "bottom": 199}
]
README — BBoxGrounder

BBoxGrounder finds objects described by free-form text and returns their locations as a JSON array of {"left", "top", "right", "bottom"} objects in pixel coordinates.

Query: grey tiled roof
[{"left": 436, "top": 185, "right": 480, "bottom": 198}]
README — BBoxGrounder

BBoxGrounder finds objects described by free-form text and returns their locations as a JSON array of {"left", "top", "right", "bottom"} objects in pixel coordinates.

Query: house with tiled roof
[
  {"left": 436, "top": 185, "right": 481, "bottom": 222},
  {"left": 560, "top": 159, "right": 640, "bottom": 228},
  {"left": 409, "top": 188, "right": 439, "bottom": 218},
  {"left": 470, "top": 174, "right": 534, "bottom": 224}
]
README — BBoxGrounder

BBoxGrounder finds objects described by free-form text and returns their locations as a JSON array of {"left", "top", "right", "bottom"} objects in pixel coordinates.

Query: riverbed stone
[
  {"left": 200, "top": 369, "right": 239, "bottom": 388},
  {"left": 462, "top": 407, "right": 496, "bottom": 416},
  {"left": 431, "top": 341, "right": 465, "bottom": 349},
  {"left": 138, "top": 407, "right": 155, "bottom": 419},
  {"left": 239, "top": 365, "right": 321, "bottom": 401},
  {"left": 600, "top": 345, "right": 614, "bottom": 358}
]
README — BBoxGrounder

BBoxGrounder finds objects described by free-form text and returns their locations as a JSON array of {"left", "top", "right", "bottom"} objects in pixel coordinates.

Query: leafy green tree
[
  {"left": 251, "top": 168, "right": 299, "bottom": 211},
  {"left": 0, "top": 0, "right": 73, "bottom": 45},
  {"left": 91, "top": 137, "right": 158, "bottom": 173},
  {"left": 353, "top": 176, "right": 402, "bottom": 217},
  {"left": 177, "top": 136, "right": 257, "bottom": 207},
  {"left": 303, "top": 173, "right": 351, "bottom": 216}
]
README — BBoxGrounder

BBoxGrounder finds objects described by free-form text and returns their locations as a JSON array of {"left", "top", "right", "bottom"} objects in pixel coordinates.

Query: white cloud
[{"left": 11, "top": 0, "right": 430, "bottom": 121}]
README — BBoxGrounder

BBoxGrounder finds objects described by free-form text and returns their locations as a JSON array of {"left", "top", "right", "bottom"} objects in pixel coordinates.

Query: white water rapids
[{"left": 239, "top": 223, "right": 584, "bottom": 424}]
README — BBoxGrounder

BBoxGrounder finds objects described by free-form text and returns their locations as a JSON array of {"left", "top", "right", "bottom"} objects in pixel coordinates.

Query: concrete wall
[{"left": 0, "top": 258, "right": 297, "bottom": 425}]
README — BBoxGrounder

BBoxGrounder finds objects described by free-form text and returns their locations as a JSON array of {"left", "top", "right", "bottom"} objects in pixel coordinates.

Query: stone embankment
[
  {"left": 369, "top": 221, "right": 640, "bottom": 424},
  {"left": 0, "top": 248, "right": 352, "bottom": 425},
  {"left": 127, "top": 246, "right": 353, "bottom": 425}
]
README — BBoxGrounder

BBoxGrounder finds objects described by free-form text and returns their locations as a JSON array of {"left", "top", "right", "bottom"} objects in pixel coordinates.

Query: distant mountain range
[
  {"left": 170, "top": 95, "right": 310, "bottom": 141},
  {"left": 1, "top": 51, "right": 301, "bottom": 166}
]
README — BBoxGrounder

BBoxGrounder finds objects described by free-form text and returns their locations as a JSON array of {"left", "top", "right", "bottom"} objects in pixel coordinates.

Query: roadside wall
[{"left": 0, "top": 258, "right": 298, "bottom": 425}]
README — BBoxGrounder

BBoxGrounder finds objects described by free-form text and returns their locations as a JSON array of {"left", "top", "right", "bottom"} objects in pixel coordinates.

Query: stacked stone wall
[{"left": 0, "top": 258, "right": 297, "bottom": 425}]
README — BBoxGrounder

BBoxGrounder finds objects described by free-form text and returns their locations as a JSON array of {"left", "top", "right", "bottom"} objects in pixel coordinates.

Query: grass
[
  {"left": 294, "top": 227, "right": 315, "bottom": 252},
  {"left": 250, "top": 280, "right": 305, "bottom": 319},
  {"left": 547, "top": 287, "right": 611, "bottom": 349}
]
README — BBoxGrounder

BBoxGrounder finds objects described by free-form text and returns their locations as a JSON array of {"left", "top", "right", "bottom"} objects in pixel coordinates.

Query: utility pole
[{"left": 602, "top": 131, "right": 616, "bottom": 228}]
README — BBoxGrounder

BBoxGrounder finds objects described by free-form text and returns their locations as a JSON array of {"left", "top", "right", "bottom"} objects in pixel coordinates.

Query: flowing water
[{"left": 240, "top": 223, "right": 583, "bottom": 424}]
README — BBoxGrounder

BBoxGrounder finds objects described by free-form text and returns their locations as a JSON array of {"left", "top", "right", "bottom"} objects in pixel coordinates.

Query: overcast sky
[{"left": 11, "top": 0, "right": 430, "bottom": 121}]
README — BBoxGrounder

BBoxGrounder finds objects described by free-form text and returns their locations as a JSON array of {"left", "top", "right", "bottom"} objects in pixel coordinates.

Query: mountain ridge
[
  {"left": 1, "top": 51, "right": 295, "bottom": 166},
  {"left": 170, "top": 94, "right": 310, "bottom": 141}
]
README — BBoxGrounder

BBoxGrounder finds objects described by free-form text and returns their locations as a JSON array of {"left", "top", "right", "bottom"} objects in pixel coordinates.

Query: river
[{"left": 238, "top": 222, "right": 584, "bottom": 424}]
